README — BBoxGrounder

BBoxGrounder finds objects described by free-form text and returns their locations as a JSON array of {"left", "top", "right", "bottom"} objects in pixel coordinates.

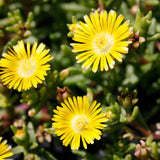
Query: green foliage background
[{"left": 0, "top": 0, "right": 160, "bottom": 160}]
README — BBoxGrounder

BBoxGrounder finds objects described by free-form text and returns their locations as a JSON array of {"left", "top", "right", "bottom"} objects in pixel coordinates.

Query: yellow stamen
[
  {"left": 17, "top": 57, "right": 37, "bottom": 78},
  {"left": 93, "top": 33, "right": 114, "bottom": 54},
  {"left": 71, "top": 115, "right": 89, "bottom": 133}
]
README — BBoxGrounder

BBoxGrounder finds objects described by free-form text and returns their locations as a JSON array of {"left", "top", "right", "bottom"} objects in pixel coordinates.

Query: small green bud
[
  {"left": 13, "top": 24, "right": 20, "bottom": 32},
  {"left": 28, "top": 99, "right": 34, "bottom": 106},
  {"left": 8, "top": 12, "right": 13, "bottom": 18},
  {"left": 67, "top": 31, "right": 74, "bottom": 37},
  {"left": 25, "top": 21, "right": 30, "bottom": 28},
  {"left": 132, "top": 89, "right": 138, "bottom": 98},
  {"left": 17, "top": 30, "right": 23, "bottom": 36},
  {"left": 124, "top": 88, "right": 129, "bottom": 95},
  {"left": 18, "top": 20, "right": 23, "bottom": 26},
  {"left": 130, "top": 106, "right": 139, "bottom": 121},
  {"left": 26, "top": 12, "right": 34, "bottom": 24},
  {"left": 6, "top": 26, "right": 14, "bottom": 32},
  {"left": 9, "top": 17, "right": 16, "bottom": 24},
  {"left": 14, "top": 10, "right": 22, "bottom": 22},
  {"left": 23, "top": 30, "right": 31, "bottom": 38},
  {"left": 59, "top": 69, "right": 69, "bottom": 81},
  {"left": 20, "top": 98, "right": 26, "bottom": 103},
  {"left": 14, "top": 16, "right": 22, "bottom": 22},
  {"left": 131, "top": 98, "right": 139, "bottom": 106},
  {"left": 124, "top": 154, "right": 132, "bottom": 160}
]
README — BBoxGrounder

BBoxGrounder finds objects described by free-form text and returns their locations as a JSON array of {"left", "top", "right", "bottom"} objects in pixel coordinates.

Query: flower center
[
  {"left": 17, "top": 57, "right": 37, "bottom": 78},
  {"left": 71, "top": 115, "right": 89, "bottom": 133},
  {"left": 15, "top": 130, "right": 25, "bottom": 139},
  {"left": 93, "top": 33, "right": 114, "bottom": 54}
]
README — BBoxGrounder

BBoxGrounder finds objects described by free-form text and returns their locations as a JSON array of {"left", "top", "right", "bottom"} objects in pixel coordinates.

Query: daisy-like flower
[
  {"left": 0, "top": 40, "right": 53, "bottom": 91},
  {"left": 52, "top": 96, "right": 106, "bottom": 150},
  {"left": 70, "top": 10, "right": 132, "bottom": 72},
  {"left": 0, "top": 137, "right": 13, "bottom": 160}
]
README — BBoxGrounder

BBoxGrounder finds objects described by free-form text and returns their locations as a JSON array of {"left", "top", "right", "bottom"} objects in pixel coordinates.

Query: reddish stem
[
  {"left": 98, "top": 0, "right": 105, "bottom": 11},
  {"left": 130, "top": 120, "right": 160, "bottom": 140}
]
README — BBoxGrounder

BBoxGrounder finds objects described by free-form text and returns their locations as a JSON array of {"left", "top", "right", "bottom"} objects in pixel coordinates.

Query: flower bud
[
  {"left": 59, "top": 69, "right": 69, "bottom": 81},
  {"left": 15, "top": 130, "right": 26, "bottom": 139},
  {"left": 135, "top": 30, "right": 140, "bottom": 39},
  {"left": 56, "top": 86, "right": 71, "bottom": 102},
  {"left": 118, "top": 89, "right": 139, "bottom": 110},
  {"left": 132, "top": 41, "right": 140, "bottom": 48},
  {"left": 23, "top": 30, "right": 31, "bottom": 38},
  {"left": 28, "top": 108, "right": 36, "bottom": 117},
  {"left": 139, "top": 37, "right": 145, "bottom": 44},
  {"left": 134, "top": 139, "right": 155, "bottom": 160},
  {"left": 13, "top": 119, "right": 26, "bottom": 128},
  {"left": 13, "top": 24, "right": 20, "bottom": 32},
  {"left": 26, "top": 12, "right": 34, "bottom": 24}
]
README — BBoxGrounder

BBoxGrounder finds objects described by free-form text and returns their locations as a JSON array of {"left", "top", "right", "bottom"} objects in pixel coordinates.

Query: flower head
[
  {"left": 70, "top": 10, "right": 132, "bottom": 72},
  {"left": 0, "top": 137, "right": 13, "bottom": 160},
  {"left": 0, "top": 40, "right": 53, "bottom": 91},
  {"left": 52, "top": 96, "right": 106, "bottom": 150}
]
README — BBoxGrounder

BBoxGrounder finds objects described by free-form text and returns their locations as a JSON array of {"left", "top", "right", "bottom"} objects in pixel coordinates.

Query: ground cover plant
[{"left": 0, "top": 0, "right": 160, "bottom": 159}]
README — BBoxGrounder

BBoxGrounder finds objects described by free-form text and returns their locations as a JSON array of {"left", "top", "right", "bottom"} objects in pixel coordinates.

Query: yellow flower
[
  {"left": 70, "top": 10, "right": 132, "bottom": 72},
  {"left": 52, "top": 96, "right": 106, "bottom": 150},
  {"left": 0, "top": 137, "right": 13, "bottom": 160},
  {"left": 0, "top": 40, "right": 53, "bottom": 91}
]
